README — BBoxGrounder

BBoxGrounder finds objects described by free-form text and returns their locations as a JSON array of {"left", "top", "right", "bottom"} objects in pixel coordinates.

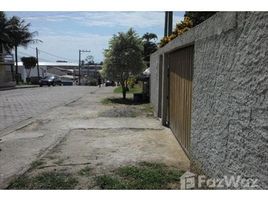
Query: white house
[{"left": 16, "top": 61, "right": 78, "bottom": 82}]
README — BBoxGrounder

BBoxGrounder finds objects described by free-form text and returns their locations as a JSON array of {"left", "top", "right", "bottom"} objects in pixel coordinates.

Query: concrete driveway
[{"left": 0, "top": 86, "right": 189, "bottom": 188}]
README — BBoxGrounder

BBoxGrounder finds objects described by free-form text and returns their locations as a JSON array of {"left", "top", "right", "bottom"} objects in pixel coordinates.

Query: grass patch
[
  {"left": 30, "top": 160, "right": 45, "bottom": 169},
  {"left": 113, "top": 85, "right": 142, "bottom": 94},
  {"left": 78, "top": 166, "right": 92, "bottom": 176},
  {"left": 95, "top": 162, "right": 184, "bottom": 189},
  {"left": 8, "top": 171, "right": 78, "bottom": 189},
  {"left": 95, "top": 175, "right": 127, "bottom": 189}
]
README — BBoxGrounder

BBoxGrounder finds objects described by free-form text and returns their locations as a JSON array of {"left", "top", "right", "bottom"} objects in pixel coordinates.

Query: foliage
[
  {"left": 159, "top": 12, "right": 216, "bottom": 47},
  {"left": 102, "top": 28, "right": 146, "bottom": 99},
  {"left": 113, "top": 84, "right": 142, "bottom": 94},
  {"left": 85, "top": 55, "right": 94, "bottom": 65},
  {"left": 159, "top": 16, "right": 193, "bottom": 47},
  {"left": 0, "top": 12, "right": 13, "bottom": 54},
  {"left": 0, "top": 12, "right": 41, "bottom": 83},
  {"left": 95, "top": 162, "right": 184, "bottom": 189},
  {"left": 21, "top": 56, "right": 37, "bottom": 79},
  {"left": 184, "top": 12, "right": 216, "bottom": 27},
  {"left": 142, "top": 32, "right": 158, "bottom": 67}
]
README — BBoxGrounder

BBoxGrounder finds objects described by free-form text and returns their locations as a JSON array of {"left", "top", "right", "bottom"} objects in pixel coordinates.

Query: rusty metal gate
[{"left": 168, "top": 46, "right": 194, "bottom": 153}]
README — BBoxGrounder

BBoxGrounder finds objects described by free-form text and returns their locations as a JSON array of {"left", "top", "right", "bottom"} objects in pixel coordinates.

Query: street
[{"left": 0, "top": 86, "right": 94, "bottom": 132}]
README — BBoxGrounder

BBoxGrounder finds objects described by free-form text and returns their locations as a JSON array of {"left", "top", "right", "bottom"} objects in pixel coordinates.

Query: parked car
[
  {"left": 105, "top": 80, "right": 116, "bottom": 87},
  {"left": 39, "top": 76, "right": 62, "bottom": 87}
]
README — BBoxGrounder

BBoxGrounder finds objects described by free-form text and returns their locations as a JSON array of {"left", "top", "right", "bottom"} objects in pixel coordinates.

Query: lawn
[{"left": 113, "top": 84, "right": 142, "bottom": 94}]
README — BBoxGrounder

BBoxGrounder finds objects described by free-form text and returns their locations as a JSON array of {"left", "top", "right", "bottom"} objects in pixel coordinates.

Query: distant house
[{"left": 16, "top": 61, "right": 78, "bottom": 83}]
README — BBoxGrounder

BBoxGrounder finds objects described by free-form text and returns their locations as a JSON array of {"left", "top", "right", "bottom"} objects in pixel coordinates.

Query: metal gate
[{"left": 168, "top": 46, "right": 194, "bottom": 153}]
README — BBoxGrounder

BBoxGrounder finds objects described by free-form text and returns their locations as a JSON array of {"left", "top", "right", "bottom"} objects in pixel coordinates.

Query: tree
[
  {"left": 85, "top": 55, "right": 94, "bottom": 65},
  {"left": 184, "top": 12, "right": 216, "bottom": 27},
  {"left": 21, "top": 56, "right": 37, "bottom": 83},
  {"left": 160, "top": 16, "right": 193, "bottom": 47},
  {"left": 142, "top": 32, "right": 158, "bottom": 67},
  {"left": 8, "top": 16, "right": 41, "bottom": 83},
  {"left": 102, "top": 28, "right": 145, "bottom": 99},
  {"left": 159, "top": 12, "right": 217, "bottom": 47},
  {"left": 0, "top": 12, "right": 13, "bottom": 56}
]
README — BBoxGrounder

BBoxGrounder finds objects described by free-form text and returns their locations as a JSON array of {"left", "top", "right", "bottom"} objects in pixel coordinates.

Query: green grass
[
  {"left": 30, "top": 160, "right": 45, "bottom": 169},
  {"left": 95, "top": 162, "right": 184, "bottom": 189},
  {"left": 95, "top": 175, "right": 127, "bottom": 189},
  {"left": 113, "top": 85, "right": 142, "bottom": 94},
  {"left": 8, "top": 171, "right": 78, "bottom": 189}
]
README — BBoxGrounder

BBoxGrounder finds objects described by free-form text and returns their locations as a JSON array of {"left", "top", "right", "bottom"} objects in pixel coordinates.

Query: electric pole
[
  {"left": 164, "top": 11, "right": 173, "bottom": 37},
  {"left": 78, "top": 49, "right": 91, "bottom": 85},
  {"left": 36, "top": 47, "right": 40, "bottom": 78}
]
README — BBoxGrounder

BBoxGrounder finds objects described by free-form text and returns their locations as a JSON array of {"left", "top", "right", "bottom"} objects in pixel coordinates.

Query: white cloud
[
  {"left": 78, "top": 12, "right": 165, "bottom": 28},
  {"left": 22, "top": 12, "right": 168, "bottom": 28}
]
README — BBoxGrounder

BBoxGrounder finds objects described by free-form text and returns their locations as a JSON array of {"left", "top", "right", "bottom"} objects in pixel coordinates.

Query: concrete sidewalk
[{"left": 0, "top": 87, "right": 190, "bottom": 189}]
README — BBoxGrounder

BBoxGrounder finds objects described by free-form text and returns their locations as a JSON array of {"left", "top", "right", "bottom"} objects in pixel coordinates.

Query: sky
[{"left": 6, "top": 12, "right": 184, "bottom": 63}]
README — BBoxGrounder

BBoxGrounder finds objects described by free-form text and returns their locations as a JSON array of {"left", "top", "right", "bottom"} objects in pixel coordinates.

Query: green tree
[
  {"left": 21, "top": 56, "right": 37, "bottom": 83},
  {"left": 0, "top": 12, "right": 13, "bottom": 56},
  {"left": 85, "top": 55, "right": 94, "bottom": 65},
  {"left": 102, "top": 28, "right": 145, "bottom": 99},
  {"left": 8, "top": 16, "right": 41, "bottom": 83},
  {"left": 142, "top": 32, "right": 158, "bottom": 67},
  {"left": 184, "top": 12, "right": 216, "bottom": 27}
]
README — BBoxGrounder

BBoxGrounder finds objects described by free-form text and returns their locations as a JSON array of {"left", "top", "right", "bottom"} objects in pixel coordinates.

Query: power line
[
  {"left": 28, "top": 46, "right": 77, "bottom": 63},
  {"left": 17, "top": 51, "right": 55, "bottom": 62}
]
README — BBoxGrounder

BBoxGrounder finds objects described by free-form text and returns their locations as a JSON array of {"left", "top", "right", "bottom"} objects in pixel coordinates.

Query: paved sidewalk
[{"left": 0, "top": 87, "right": 190, "bottom": 188}]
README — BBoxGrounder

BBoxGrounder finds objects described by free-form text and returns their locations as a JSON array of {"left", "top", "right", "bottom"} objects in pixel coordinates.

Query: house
[
  {"left": 150, "top": 12, "right": 267, "bottom": 189},
  {"left": 16, "top": 61, "right": 78, "bottom": 83}
]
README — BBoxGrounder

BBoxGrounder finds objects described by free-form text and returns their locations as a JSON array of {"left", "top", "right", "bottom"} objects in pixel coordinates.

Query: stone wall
[{"left": 150, "top": 12, "right": 268, "bottom": 189}]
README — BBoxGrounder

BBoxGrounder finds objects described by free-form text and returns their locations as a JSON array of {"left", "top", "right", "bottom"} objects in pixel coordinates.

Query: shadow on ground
[{"left": 102, "top": 97, "right": 149, "bottom": 105}]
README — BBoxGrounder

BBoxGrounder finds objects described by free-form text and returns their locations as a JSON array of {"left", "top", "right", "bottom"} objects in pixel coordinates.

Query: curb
[{"left": 0, "top": 85, "right": 39, "bottom": 91}]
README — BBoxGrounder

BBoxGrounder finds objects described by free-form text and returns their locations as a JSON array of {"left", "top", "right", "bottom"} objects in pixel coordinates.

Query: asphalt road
[{"left": 0, "top": 86, "right": 96, "bottom": 131}]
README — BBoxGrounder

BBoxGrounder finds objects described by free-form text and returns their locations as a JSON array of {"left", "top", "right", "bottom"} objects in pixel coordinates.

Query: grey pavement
[
  {"left": 0, "top": 86, "right": 96, "bottom": 132},
  {"left": 0, "top": 86, "right": 189, "bottom": 188}
]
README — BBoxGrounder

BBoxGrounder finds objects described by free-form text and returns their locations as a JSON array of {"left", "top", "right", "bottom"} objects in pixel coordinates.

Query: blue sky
[{"left": 6, "top": 12, "right": 184, "bottom": 63}]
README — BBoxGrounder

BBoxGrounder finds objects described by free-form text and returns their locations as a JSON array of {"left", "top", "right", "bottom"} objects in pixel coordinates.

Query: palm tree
[
  {"left": 8, "top": 16, "right": 41, "bottom": 83},
  {"left": 142, "top": 32, "right": 158, "bottom": 43},
  {"left": 142, "top": 32, "right": 158, "bottom": 67},
  {"left": 0, "top": 12, "right": 13, "bottom": 57}
]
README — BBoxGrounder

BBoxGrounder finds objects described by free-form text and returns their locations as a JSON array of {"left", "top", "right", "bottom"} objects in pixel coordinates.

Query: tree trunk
[
  {"left": 15, "top": 46, "right": 18, "bottom": 84},
  {"left": 121, "top": 80, "right": 126, "bottom": 99}
]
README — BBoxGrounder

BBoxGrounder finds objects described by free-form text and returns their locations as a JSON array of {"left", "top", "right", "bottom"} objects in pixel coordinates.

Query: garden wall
[{"left": 150, "top": 12, "right": 268, "bottom": 189}]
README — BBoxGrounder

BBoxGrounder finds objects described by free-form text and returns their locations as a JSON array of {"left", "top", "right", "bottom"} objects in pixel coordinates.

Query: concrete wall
[{"left": 150, "top": 12, "right": 268, "bottom": 189}]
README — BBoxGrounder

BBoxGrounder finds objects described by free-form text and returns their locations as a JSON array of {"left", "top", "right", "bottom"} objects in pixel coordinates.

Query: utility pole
[
  {"left": 164, "top": 11, "right": 173, "bottom": 37},
  {"left": 78, "top": 49, "right": 91, "bottom": 85},
  {"left": 36, "top": 47, "right": 40, "bottom": 78}
]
